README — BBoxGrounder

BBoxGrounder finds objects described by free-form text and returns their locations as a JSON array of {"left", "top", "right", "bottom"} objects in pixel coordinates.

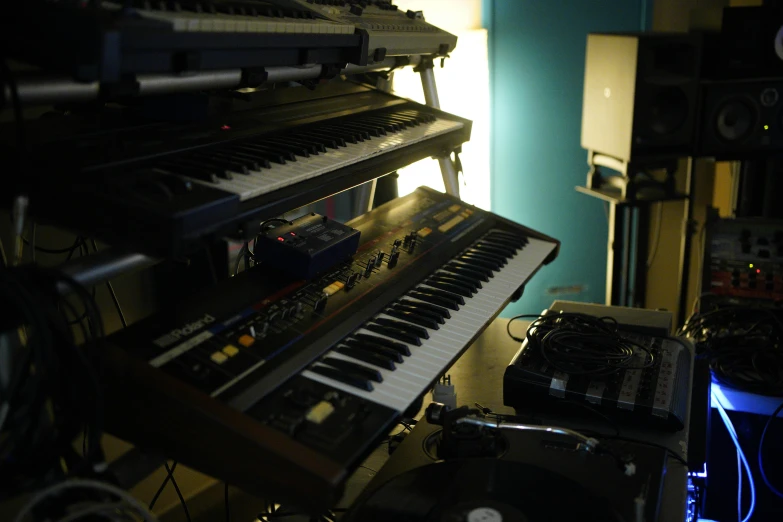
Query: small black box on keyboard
[{"left": 256, "top": 214, "right": 360, "bottom": 279}]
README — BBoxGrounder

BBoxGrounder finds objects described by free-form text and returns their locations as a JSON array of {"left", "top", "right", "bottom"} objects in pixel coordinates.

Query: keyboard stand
[
  {"left": 420, "top": 58, "right": 461, "bottom": 199},
  {"left": 353, "top": 56, "right": 462, "bottom": 214}
]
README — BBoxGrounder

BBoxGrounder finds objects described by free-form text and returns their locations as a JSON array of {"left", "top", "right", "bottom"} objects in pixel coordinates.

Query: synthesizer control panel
[
  {"left": 704, "top": 217, "right": 783, "bottom": 305},
  {"left": 101, "top": 187, "right": 559, "bottom": 510},
  {"left": 280, "top": 0, "right": 457, "bottom": 61}
]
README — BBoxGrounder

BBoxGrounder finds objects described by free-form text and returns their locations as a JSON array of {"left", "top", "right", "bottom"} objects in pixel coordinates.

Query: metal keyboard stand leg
[{"left": 419, "top": 59, "right": 461, "bottom": 199}]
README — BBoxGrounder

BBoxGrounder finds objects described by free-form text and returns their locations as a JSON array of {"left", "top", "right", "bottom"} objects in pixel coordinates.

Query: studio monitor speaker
[
  {"left": 581, "top": 33, "right": 702, "bottom": 163},
  {"left": 698, "top": 80, "right": 783, "bottom": 159}
]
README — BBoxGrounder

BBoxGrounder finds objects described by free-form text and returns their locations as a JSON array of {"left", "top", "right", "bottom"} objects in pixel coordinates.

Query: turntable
[{"left": 342, "top": 404, "right": 670, "bottom": 522}]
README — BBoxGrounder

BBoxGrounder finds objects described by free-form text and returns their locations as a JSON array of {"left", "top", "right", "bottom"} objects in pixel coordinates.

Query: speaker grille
[{"left": 715, "top": 99, "right": 756, "bottom": 142}]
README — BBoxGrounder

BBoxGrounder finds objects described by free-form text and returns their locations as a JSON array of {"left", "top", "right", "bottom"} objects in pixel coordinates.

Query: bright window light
[{"left": 390, "top": 1, "right": 490, "bottom": 210}]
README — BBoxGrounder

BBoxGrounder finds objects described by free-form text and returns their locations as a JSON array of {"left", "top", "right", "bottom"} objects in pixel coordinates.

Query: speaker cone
[
  {"left": 647, "top": 86, "right": 689, "bottom": 135},
  {"left": 715, "top": 100, "right": 755, "bottom": 142}
]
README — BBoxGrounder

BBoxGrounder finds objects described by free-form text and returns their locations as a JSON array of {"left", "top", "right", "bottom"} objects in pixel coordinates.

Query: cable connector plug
[{"left": 432, "top": 375, "right": 456, "bottom": 410}]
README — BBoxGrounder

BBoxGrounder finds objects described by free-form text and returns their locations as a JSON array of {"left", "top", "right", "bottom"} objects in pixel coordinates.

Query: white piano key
[
  {"left": 304, "top": 237, "right": 557, "bottom": 412},
  {"left": 185, "top": 118, "right": 463, "bottom": 201},
  {"left": 103, "top": 2, "right": 353, "bottom": 34}
]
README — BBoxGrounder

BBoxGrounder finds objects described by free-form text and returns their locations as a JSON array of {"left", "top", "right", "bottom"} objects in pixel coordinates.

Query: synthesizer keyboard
[
  {"left": 99, "top": 187, "right": 559, "bottom": 511},
  {"left": 1, "top": 1, "right": 362, "bottom": 81},
  {"left": 503, "top": 311, "right": 693, "bottom": 431},
  {"left": 5, "top": 81, "right": 471, "bottom": 256},
  {"left": 279, "top": 0, "right": 458, "bottom": 62},
  {"left": 103, "top": 1, "right": 355, "bottom": 34}
]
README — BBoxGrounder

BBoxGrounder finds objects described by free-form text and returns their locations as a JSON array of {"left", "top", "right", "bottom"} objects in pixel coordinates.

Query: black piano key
[
  {"left": 390, "top": 112, "right": 425, "bottom": 125},
  {"left": 435, "top": 272, "right": 481, "bottom": 291},
  {"left": 259, "top": 138, "right": 311, "bottom": 158},
  {"left": 474, "top": 242, "right": 518, "bottom": 258},
  {"left": 478, "top": 236, "right": 521, "bottom": 250},
  {"left": 374, "top": 318, "right": 431, "bottom": 339},
  {"left": 488, "top": 230, "right": 528, "bottom": 244},
  {"left": 298, "top": 130, "right": 345, "bottom": 148},
  {"left": 484, "top": 233, "right": 527, "bottom": 249},
  {"left": 465, "top": 248, "right": 508, "bottom": 265},
  {"left": 322, "top": 357, "right": 383, "bottom": 382},
  {"left": 318, "top": 124, "right": 366, "bottom": 142},
  {"left": 332, "top": 120, "right": 371, "bottom": 140},
  {"left": 174, "top": 157, "right": 233, "bottom": 179},
  {"left": 270, "top": 136, "right": 322, "bottom": 155},
  {"left": 408, "top": 290, "right": 460, "bottom": 311},
  {"left": 385, "top": 309, "right": 440, "bottom": 330},
  {"left": 348, "top": 119, "right": 390, "bottom": 135},
  {"left": 443, "top": 263, "right": 489, "bottom": 283},
  {"left": 338, "top": 121, "right": 384, "bottom": 137},
  {"left": 159, "top": 162, "right": 220, "bottom": 183},
  {"left": 371, "top": 113, "right": 413, "bottom": 128},
  {"left": 352, "top": 334, "right": 411, "bottom": 356},
  {"left": 426, "top": 279, "right": 474, "bottom": 298},
  {"left": 244, "top": 140, "right": 298, "bottom": 161},
  {"left": 191, "top": 153, "right": 249, "bottom": 174},
  {"left": 360, "top": 115, "right": 403, "bottom": 132},
  {"left": 417, "top": 286, "right": 466, "bottom": 306},
  {"left": 397, "top": 299, "right": 451, "bottom": 319},
  {"left": 393, "top": 111, "right": 427, "bottom": 125},
  {"left": 336, "top": 345, "right": 397, "bottom": 370},
  {"left": 366, "top": 323, "right": 423, "bottom": 345},
  {"left": 457, "top": 255, "right": 502, "bottom": 272},
  {"left": 378, "top": 114, "right": 417, "bottom": 128},
  {"left": 315, "top": 125, "right": 360, "bottom": 144},
  {"left": 400, "top": 110, "right": 437, "bottom": 124},
  {"left": 309, "top": 364, "right": 374, "bottom": 391},
  {"left": 438, "top": 265, "right": 485, "bottom": 286},
  {"left": 233, "top": 143, "right": 288, "bottom": 164},
  {"left": 449, "top": 260, "right": 493, "bottom": 279},
  {"left": 344, "top": 339, "right": 405, "bottom": 361},
  {"left": 218, "top": 149, "right": 271, "bottom": 170},
  {"left": 392, "top": 304, "right": 446, "bottom": 324}
]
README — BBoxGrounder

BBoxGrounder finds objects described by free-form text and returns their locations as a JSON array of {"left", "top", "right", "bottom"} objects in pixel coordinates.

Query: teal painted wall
[{"left": 486, "top": 0, "right": 652, "bottom": 316}]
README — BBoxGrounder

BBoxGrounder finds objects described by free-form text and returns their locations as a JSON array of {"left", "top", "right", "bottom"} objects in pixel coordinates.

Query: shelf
[{"left": 576, "top": 185, "right": 688, "bottom": 205}]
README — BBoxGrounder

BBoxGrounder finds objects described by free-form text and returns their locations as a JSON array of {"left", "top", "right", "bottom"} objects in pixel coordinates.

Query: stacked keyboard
[
  {"left": 100, "top": 187, "right": 560, "bottom": 510},
  {"left": 8, "top": 82, "right": 471, "bottom": 256},
  {"left": 1, "top": 0, "right": 363, "bottom": 81}
]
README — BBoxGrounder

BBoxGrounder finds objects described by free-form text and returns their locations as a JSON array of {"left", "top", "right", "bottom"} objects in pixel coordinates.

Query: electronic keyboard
[
  {"left": 5, "top": 81, "right": 471, "bottom": 256},
  {"left": 1, "top": 1, "right": 363, "bottom": 81},
  {"left": 279, "top": 0, "right": 457, "bottom": 62},
  {"left": 99, "top": 187, "right": 560, "bottom": 511}
]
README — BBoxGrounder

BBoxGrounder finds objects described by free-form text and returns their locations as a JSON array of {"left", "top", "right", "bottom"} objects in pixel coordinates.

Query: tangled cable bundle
[
  {"left": 0, "top": 265, "right": 105, "bottom": 499},
  {"left": 509, "top": 313, "right": 654, "bottom": 376},
  {"left": 678, "top": 306, "right": 783, "bottom": 396}
]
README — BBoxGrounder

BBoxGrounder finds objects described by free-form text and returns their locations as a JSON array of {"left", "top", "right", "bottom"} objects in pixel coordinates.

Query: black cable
[
  {"left": 224, "top": 482, "right": 231, "bottom": 522},
  {"left": 90, "top": 239, "right": 127, "bottom": 328},
  {"left": 646, "top": 202, "right": 663, "bottom": 268},
  {"left": 0, "top": 266, "right": 105, "bottom": 496},
  {"left": 680, "top": 306, "right": 783, "bottom": 395},
  {"left": 22, "top": 235, "right": 84, "bottom": 255},
  {"left": 233, "top": 243, "right": 248, "bottom": 276},
  {"left": 148, "top": 461, "right": 177, "bottom": 510},
  {"left": 165, "top": 461, "right": 192, "bottom": 522},
  {"left": 508, "top": 313, "right": 654, "bottom": 376},
  {"left": 758, "top": 401, "right": 783, "bottom": 498},
  {"left": 582, "top": 431, "right": 690, "bottom": 469}
]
